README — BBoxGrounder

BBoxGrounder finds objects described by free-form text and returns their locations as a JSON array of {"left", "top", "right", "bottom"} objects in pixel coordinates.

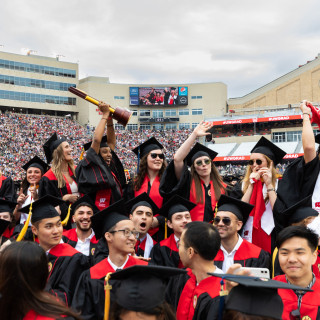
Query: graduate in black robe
[
  {"left": 0, "top": 174, "right": 16, "bottom": 202},
  {"left": 150, "top": 195, "right": 196, "bottom": 268},
  {"left": 0, "top": 199, "right": 16, "bottom": 244},
  {"left": 159, "top": 127, "right": 226, "bottom": 223},
  {"left": 20, "top": 195, "right": 90, "bottom": 306},
  {"left": 72, "top": 200, "right": 148, "bottom": 320}
]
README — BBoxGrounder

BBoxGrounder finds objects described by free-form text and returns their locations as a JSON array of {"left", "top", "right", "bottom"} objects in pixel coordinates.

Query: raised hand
[
  {"left": 259, "top": 161, "right": 273, "bottom": 187},
  {"left": 193, "top": 121, "right": 213, "bottom": 138}
]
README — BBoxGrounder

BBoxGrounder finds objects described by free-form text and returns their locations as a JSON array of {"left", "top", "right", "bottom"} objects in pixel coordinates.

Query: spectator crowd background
[{"left": 0, "top": 112, "right": 290, "bottom": 183}]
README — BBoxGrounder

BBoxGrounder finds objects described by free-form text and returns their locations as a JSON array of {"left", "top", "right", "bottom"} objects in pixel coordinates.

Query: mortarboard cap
[
  {"left": 217, "top": 195, "right": 254, "bottom": 225},
  {"left": 132, "top": 137, "right": 163, "bottom": 158},
  {"left": 159, "top": 195, "right": 196, "bottom": 220},
  {"left": 126, "top": 192, "right": 159, "bottom": 215},
  {"left": 43, "top": 133, "right": 67, "bottom": 163},
  {"left": 22, "top": 156, "right": 50, "bottom": 173},
  {"left": 250, "top": 136, "right": 286, "bottom": 165},
  {"left": 90, "top": 199, "right": 129, "bottom": 239},
  {"left": 111, "top": 265, "right": 187, "bottom": 312},
  {"left": 208, "top": 273, "right": 312, "bottom": 320},
  {"left": 71, "top": 195, "right": 99, "bottom": 215},
  {"left": 185, "top": 143, "right": 218, "bottom": 167},
  {"left": 19, "top": 195, "right": 66, "bottom": 224},
  {"left": 281, "top": 195, "right": 318, "bottom": 226},
  {"left": 83, "top": 135, "right": 109, "bottom": 151},
  {"left": 0, "top": 218, "right": 10, "bottom": 237},
  {"left": 0, "top": 199, "right": 17, "bottom": 213}
]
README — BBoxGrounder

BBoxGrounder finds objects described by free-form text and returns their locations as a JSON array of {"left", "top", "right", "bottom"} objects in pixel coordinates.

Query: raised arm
[
  {"left": 173, "top": 121, "right": 212, "bottom": 180},
  {"left": 91, "top": 102, "right": 110, "bottom": 154},
  {"left": 106, "top": 117, "right": 116, "bottom": 151},
  {"left": 300, "top": 100, "right": 316, "bottom": 164}
]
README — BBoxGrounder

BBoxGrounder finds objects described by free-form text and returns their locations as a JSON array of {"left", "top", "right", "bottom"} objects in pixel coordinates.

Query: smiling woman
[
  {"left": 160, "top": 121, "right": 226, "bottom": 223},
  {"left": 38, "top": 132, "right": 78, "bottom": 228}
]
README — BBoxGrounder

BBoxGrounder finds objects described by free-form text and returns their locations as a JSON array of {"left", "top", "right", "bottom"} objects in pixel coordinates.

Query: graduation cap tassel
[
  {"left": 271, "top": 247, "right": 278, "bottom": 279},
  {"left": 79, "top": 148, "right": 85, "bottom": 161},
  {"left": 213, "top": 202, "right": 218, "bottom": 225},
  {"left": 61, "top": 204, "right": 72, "bottom": 227},
  {"left": 104, "top": 272, "right": 113, "bottom": 320},
  {"left": 218, "top": 278, "right": 228, "bottom": 320},
  {"left": 16, "top": 202, "right": 32, "bottom": 242},
  {"left": 164, "top": 218, "right": 168, "bottom": 239}
]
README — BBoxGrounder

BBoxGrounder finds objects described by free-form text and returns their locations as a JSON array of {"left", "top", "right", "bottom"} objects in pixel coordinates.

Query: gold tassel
[
  {"left": 271, "top": 247, "right": 278, "bottom": 279},
  {"left": 16, "top": 202, "right": 32, "bottom": 242},
  {"left": 164, "top": 218, "right": 168, "bottom": 239},
  {"left": 213, "top": 202, "right": 218, "bottom": 225},
  {"left": 104, "top": 272, "right": 113, "bottom": 320},
  {"left": 61, "top": 204, "right": 72, "bottom": 227},
  {"left": 80, "top": 148, "right": 85, "bottom": 160}
]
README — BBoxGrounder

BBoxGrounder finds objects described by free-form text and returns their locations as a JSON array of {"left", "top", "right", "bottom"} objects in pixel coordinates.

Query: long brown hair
[
  {"left": 190, "top": 161, "right": 225, "bottom": 203},
  {"left": 51, "top": 143, "right": 76, "bottom": 189},
  {"left": 133, "top": 153, "right": 167, "bottom": 191},
  {"left": 0, "top": 241, "right": 81, "bottom": 320},
  {"left": 242, "top": 154, "right": 277, "bottom": 204}
]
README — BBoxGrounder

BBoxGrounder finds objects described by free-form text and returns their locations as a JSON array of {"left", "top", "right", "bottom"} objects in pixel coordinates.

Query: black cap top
[
  {"left": 132, "top": 137, "right": 163, "bottom": 158},
  {"left": 185, "top": 143, "right": 218, "bottom": 167},
  {"left": 43, "top": 133, "right": 67, "bottom": 163},
  {"left": 19, "top": 195, "right": 66, "bottom": 224},
  {"left": 250, "top": 136, "right": 286, "bottom": 165},
  {"left": 111, "top": 265, "right": 187, "bottom": 312},
  {"left": 281, "top": 195, "right": 318, "bottom": 226},
  {"left": 217, "top": 195, "right": 254, "bottom": 225},
  {"left": 71, "top": 195, "right": 99, "bottom": 215},
  {"left": 208, "top": 273, "right": 312, "bottom": 320},
  {"left": 315, "top": 133, "right": 320, "bottom": 144},
  {"left": 0, "top": 219, "right": 10, "bottom": 237},
  {"left": 0, "top": 199, "right": 17, "bottom": 213},
  {"left": 126, "top": 192, "right": 159, "bottom": 216},
  {"left": 90, "top": 199, "right": 129, "bottom": 239},
  {"left": 83, "top": 135, "right": 109, "bottom": 151},
  {"left": 22, "top": 156, "right": 50, "bottom": 173},
  {"left": 159, "top": 195, "right": 196, "bottom": 220}
]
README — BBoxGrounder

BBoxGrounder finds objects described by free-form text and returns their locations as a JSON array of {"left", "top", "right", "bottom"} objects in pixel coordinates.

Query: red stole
[
  {"left": 2, "top": 226, "right": 13, "bottom": 239},
  {"left": 313, "top": 250, "right": 320, "bottom": 278},
  {"left": 249, "top": 179, "right": 271, "bottom": 253},
  {"left": 135, "top": 175, "right": 163, "bottom": 236},
  {"left": 189, "top": 179, "right": 225, "bottom": 221},
  {"left": 160, "top": 234, "right": 183, "bottom": 268},
  {"left": 176, "top": 269, "right": 221, "bottom": 320},
  {"left": 0, "top": 175, "right": 6, "bottom": 189}
]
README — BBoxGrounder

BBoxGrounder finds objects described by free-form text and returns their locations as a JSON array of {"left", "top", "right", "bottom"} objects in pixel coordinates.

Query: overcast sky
[{"left": 1, "top": 0, "right": 320, "bottom": 98}]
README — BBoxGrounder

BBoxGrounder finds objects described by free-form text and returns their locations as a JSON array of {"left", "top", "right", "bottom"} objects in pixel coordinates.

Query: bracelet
[
  {"left": 303, "top": 113, "right": 311, "bottom": 119},
  {"left": 267, "top": 187, "right": 275, "bottom": 192}
]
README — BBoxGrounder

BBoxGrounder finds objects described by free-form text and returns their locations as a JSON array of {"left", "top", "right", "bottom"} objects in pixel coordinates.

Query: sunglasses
[
  {"left": 213, "top": 216, "right": 232, "bottom": 226},
  {"left": 150, "top": 153, "right": 164, "bottom": 159},
  {"left": 195, "top": 159, "right": 211, "bottom": 166},
  {"left": 248, "top": 159, "right": 263, "bottom": 165}
]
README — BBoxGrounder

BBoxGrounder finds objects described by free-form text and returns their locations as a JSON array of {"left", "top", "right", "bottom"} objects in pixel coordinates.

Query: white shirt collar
[
  {"left": 174, "top": 234, "right": 180, "bottom": 244},
  {"left": 221, "top": 235, "right": 243, "bottom": 255},
  {"left": 107, "top": 255, "right": 129, "bottom": 271},
  {"left": 76, "top": 228, "right": 95, "bottom": 242}
]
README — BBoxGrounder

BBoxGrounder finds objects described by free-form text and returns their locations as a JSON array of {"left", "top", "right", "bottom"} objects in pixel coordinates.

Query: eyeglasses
[
  {"left": 150, "top": 153, "right": 164, "bottom": 160},
  {"left": 109, "top": 229, "right": 139, "bottom": 239},
  {"left": 195, "top": 159, "right": 211, "bottom": 166},
  {"left": 248, "top": 159, "right": 263, "bottom": 165},
  {"left": 213, "top": 217, "right": 232, "bottom": 226}
]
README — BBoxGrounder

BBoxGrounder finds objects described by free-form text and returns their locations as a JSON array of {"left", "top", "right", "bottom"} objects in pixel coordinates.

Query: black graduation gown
[
  {"left": 150, "top": 233, "right": 182, "bottom": 268},
  {"left": 0, "top": 176, "right": 17, "bottom": 201},
  {"left": 159, "top": 161, "right": 223, "bottom": 222},
  {"left": 11, "top": 224, "right": 35, "bottom": 241},
  {"left": 75, "top": 148, "right": 122, "bottom": 208},
  {"left": 92, "top": 237, "right": 109, "bottom": 265},
  {"left": 167, "top": 268, "right": 221, "bottom": 320},
  {"left": 214, "top": 239, "right": 271, "bottom": 271},
  {"left": 62, "top": 228, "right": 98, "bottom": 266},
  {"left": 274, "top": 155, "right": 320, "bottom": 229},
  {"left": 38, "top": 169, "right": 75, "bottom": 227},
  {"left": 47, "top": 243, "right": 90, "bottom": 306},
  {"left": 72, "top": 256, "right": 148, "bottom": 320}
]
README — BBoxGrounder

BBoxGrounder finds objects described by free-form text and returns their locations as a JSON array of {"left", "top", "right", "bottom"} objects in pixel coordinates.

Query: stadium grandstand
[{"left": 1, "top": 49, "right": 320, "bottom": 182}]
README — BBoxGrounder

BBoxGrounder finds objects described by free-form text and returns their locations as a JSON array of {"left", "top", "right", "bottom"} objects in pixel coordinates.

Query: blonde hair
[
  {"left": 51, "top": 144, "right": 76, "bottom": 189},
  {"left": 242, "top": 155, "right": 277, "bottom": 204},
  {"left": 190, "top": 162, "right": 225, "bottom": 203}
]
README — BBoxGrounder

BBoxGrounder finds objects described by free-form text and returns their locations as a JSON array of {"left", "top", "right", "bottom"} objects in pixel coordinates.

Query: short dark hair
[
  {"left": 183, "top": 221, "right": 221, "bottom": 260},
  {"left": 74, "top": 202, "right": 94, "bottom": 214},
  {"left": 276, "top": 226, "right": 318, "bottom": 252}
]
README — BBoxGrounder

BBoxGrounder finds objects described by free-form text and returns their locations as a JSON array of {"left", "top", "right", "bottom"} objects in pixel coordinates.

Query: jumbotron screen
[{"left": 129, "top": 86, "right": 188, "bottom": 106}]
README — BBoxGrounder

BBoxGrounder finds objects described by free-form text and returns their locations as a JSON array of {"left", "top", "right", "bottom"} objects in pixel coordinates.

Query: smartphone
[{"left": 234, "top": 267, "right": 270, "bottom": 279}]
